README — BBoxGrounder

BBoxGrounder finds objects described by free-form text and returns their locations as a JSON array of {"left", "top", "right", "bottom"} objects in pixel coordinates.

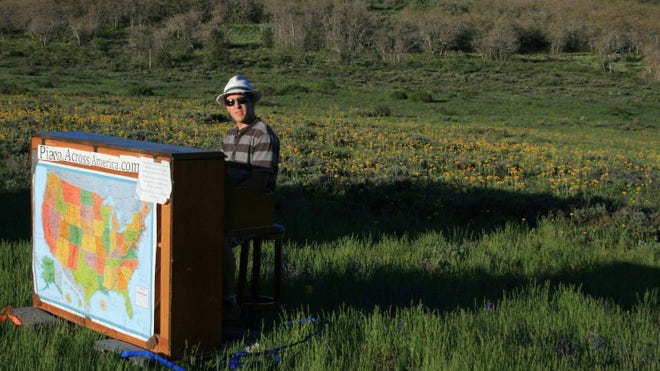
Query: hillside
[{"left": 0, "top": 0, "right": 658, "bottom": 79}]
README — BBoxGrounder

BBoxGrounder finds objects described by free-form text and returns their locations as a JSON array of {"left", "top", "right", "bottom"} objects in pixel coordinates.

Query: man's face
[{"left": 224, "top": 93, "right": 255, "bottom": 124}]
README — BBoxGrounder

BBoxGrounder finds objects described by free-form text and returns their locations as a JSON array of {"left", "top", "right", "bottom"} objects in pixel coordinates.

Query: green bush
[
  {"left": 410, "top": 91, "right": 433, "bottom": 102},
  {"left": 260, "top": 26, "right": 274, "bottom": 48},
  {"left": 126, "top": 84, "right": 155, "bottom": 96},
  {"left": 391, "top": 90, "right": 408, "bottom": 100},
  {"left": 0, "top": 80, "right": 29, "bottom": 94}
]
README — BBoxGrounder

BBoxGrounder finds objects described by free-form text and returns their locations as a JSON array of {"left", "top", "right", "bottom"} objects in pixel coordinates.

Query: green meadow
[{"left": 1, "top": 9, "right": 659, "bottom": 371}]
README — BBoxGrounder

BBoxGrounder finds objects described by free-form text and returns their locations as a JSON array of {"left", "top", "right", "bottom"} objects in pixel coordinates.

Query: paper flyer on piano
[{"left": 136, "top": 158, "right": 172, "bottom": 204}]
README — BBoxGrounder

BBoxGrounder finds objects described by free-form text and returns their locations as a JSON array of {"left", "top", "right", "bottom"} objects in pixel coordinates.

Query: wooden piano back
[{"left": 224, "top": 187, "right": 275, "bottom": 234}]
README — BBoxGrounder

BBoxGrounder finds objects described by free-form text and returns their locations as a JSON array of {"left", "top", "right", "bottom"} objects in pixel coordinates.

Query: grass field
[{"left": 0, "top": 34, "right": 659, "bottom": 369}]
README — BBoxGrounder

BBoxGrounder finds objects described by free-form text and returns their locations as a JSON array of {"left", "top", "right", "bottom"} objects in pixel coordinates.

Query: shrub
[
  {"left": 315, "top": 80, "right": 339, "bottom": 94},
  {"left": 355, "top": 106, "right": 392, "bottom": 118},
  {"left": 128, "top": 24, "right": 156, "bottom": 68},
  {"left": 203, "top": 23, "right": 228, "bottom": 68},
  {"left": 260, "top": 26, "right": 274, "bottom": 48},
  {"left": 0, "top": 80, "right": 29, "bottom": 94},
  {"left": 474, "top": 20, "right": 520, "bottom": 61},
  {"left": 264, "top": 0, "right": 327, "bottom": 51},
  {"left": 409, "top": 91, "right": 433, "bottom": 102},
  {"left": 277, "top": 84, "right": 310, "bottom": 95},
  {"left": 515, "top": 23, "right": 550, "bottom": 54},
  {"left": 417, "top": 10, "right": 476, "bottom": 55},
  {"left": 324, "top": 0, "right": 376, "bottom": 57},
  {"left": 0, "top": 153, "right": 30, "bottom": 192},
  {"left": 126, "top": 84, "right": 154, "bottom": 96},
  {"left": 374, "top": 17, "right": 421, "bottom": 63},
  {"left": 592, "top": 28, "right": 641, "bottom": 73},
  {"left": 25, "top": 1, "right": 68, "bottom": 46},
  {"left": 152, "top": 11, "right": 203, "bottom": 67},
  {"left": 642, "top": 42, "right": 660, "bottom": 82},
  {"left": 547, "top": 20, "right": 591, "bottom": 54},
  {"left": 391, "top": 90, "right": 408, "bottom": 100},
  {"left": 218, "top": 0, "right": 265, "bottom": 24}
]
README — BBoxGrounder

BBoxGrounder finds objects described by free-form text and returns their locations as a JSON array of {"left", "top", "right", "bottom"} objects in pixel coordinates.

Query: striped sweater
[{"left": 222, "top": 119, "right": 280, "bottom": 192}]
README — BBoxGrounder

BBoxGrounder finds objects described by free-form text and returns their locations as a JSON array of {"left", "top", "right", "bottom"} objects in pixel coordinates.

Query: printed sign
[{"left": 32, "top": 161, "right": 157, "bottom": 340}]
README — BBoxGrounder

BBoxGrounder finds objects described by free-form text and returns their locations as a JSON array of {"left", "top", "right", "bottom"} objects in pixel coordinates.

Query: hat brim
[{"left": 216, "top": 90, "right": 261, "bottom": 106}]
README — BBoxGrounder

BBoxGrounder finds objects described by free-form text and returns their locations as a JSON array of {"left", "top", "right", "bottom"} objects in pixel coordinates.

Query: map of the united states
[{"left": 40, "top": 171, "right": 151, "bottom": 318}]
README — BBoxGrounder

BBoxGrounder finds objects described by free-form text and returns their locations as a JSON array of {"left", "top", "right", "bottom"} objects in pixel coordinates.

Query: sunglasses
[{"left": 225, "top": 96, "right": 250, "bottom": 107}]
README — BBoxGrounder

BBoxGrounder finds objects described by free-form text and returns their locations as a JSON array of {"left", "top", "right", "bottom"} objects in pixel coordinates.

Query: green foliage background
[{"left": 0, "top": 1, "right": 659, "bottom": 369}]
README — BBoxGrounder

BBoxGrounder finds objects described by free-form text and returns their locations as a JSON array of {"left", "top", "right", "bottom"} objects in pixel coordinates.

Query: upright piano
[{"left": 30, "top": 131, "right": 272, "bottom": 357}]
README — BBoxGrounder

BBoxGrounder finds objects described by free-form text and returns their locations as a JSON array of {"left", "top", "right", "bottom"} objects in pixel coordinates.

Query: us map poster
[{"left": 32, "top": 160, "right": 157, "bottom": 340}]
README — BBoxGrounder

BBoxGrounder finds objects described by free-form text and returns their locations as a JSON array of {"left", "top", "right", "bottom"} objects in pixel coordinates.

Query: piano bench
[{"left": 234, "top": 224, "right": 285, "bottom": 310}]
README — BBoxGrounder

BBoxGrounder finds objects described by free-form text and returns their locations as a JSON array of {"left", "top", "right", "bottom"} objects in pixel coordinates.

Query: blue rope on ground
[
  {"left": 229, "top": 316, "right": 321, "bottom": 369},
  {"left": 119, "top": 317, "right": 321, "bottom": 370},
  {"left": 120, "top": 350, "right": 186, "bottom": 371}
]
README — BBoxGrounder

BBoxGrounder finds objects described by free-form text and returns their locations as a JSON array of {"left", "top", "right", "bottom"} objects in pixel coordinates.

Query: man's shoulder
[
  {"left": 248, "top": 119, "right": 278, "bottom": 139},
  {"left": 225, "top": 126, "right": 239, "bottom": 136},
  {"left": 250, "top": 119, "right": 271, "bottom": 132}
]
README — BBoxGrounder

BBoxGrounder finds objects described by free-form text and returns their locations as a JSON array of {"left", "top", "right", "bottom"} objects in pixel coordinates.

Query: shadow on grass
[
  {"left": 0, "top": 177, "right": 609, "bottom": 244},
  {"left": 0, "top": 189, "right": 31, "bottom": 242},
  {"left": 276, "top": 179, "right": 611, "bottom": 244},
  {"left": 280, "top": 262, "right": 660, "bottom": 314},
  {"left": 271, "top": 179, "right": 657, "bottom": 313}
]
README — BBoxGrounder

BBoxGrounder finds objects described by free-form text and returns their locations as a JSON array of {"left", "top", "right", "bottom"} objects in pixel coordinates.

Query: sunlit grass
[{"left": 3, "top": 91, "right": 655, "bottom": 208}]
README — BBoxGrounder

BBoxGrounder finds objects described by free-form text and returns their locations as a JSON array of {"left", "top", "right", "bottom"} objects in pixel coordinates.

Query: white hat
[{"left": 215, "top": 74, "right": 261, "bottom": 105}]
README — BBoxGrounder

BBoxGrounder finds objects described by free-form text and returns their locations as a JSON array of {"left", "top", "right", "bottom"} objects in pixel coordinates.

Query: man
[{"left": 216, "top": 75, "right": 280, "bottom": 313}]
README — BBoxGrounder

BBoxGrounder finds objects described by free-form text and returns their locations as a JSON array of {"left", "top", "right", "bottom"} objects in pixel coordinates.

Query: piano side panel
[{"left": 169, "top": 156, "right": 225, "bottom": 356}]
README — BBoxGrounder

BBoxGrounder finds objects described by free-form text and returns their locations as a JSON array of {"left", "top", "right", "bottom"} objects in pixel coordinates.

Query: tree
[
  {"left": 642, "top": 42, "right": 660, "bottom": 82},
  {"left": 25, "top": 0, "right": 66, "bottom": 46},
  {"left": 474, "top": 20, "right": 520, "bottom": 61},
  {"left": 544, "top": 1, "right": 594, "bottom": 54},
  {"left": 324, "top": 0, "right": 376, "bottom": 58},
  {"left": 220, "top": 0, "right": 265, "bottom": 23},
  {"left": 0, "top": 0, "right": 26, "bottom": 33},
  {"left": 153, "top": 11, "right": 204, "bottom": 66},
  {"left": 63, "top": 2, "right": 100, "bottom": 46},
  {"left": 263, "top": 0, "right": 329, "bottom": 51},
  {"left": 128, "top": 23, "right": 156, "bottom": 67},
  {"left": 202, "top": 17, "right": 228, "bottom": 68},
  {"left": 373, "top": 17, "right": 420, "bottom": 64},
  {"left": 416, "top": 9, "right": 476, "bottom": 56}
]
